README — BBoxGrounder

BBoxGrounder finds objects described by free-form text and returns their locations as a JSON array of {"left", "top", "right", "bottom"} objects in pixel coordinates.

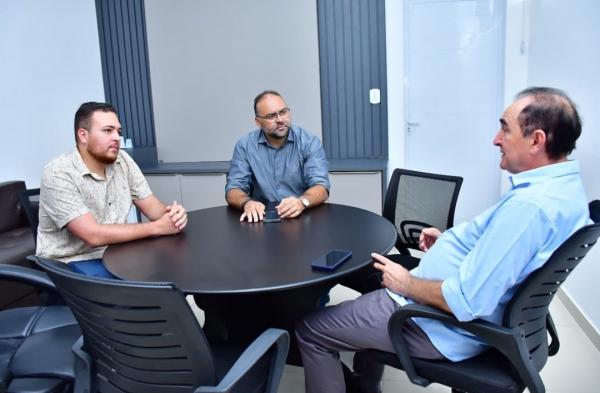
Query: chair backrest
[
  {"left": 383, "top": 169, "right": 463, "bottom": 252},
  {"left": 37, "top": 257, "right": 218, "bottom": 393},
  {"left": 0, "top": 180, "right": 28, "bottom": 233},
  {"left": 17, "top": 188, "right": 40, "bottom": 244},
  {"left": 504, "top": 201, "right": 600, "bottom": 371}
]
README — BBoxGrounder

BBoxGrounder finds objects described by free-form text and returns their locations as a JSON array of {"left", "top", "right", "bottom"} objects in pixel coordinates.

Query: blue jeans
[{"left": 69, "top": 258, "right": 118, "bottom": 279}]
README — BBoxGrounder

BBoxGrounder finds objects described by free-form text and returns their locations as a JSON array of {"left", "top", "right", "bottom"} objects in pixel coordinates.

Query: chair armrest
[
  {"left": 388, "top": 303, "right": 545, "bottom": 393},
  {"left": 194, "top": 328, "right": 289, "bottom": 393},
  {"left": 0, "top": 264, "right": 56, "bottom": 291}
]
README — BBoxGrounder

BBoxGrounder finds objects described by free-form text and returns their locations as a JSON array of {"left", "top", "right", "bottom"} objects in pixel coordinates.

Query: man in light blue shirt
[
  {"left": 296, "top": 87, "right": 591, "bottom": 393},
  {"left": 226, "top": 90, "right": 330, "bottom": 222}
]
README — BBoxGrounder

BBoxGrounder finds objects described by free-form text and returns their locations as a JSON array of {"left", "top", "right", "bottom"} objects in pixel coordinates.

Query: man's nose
[{"left": 493, "top": 131, "right": 502, "bottom": 146}]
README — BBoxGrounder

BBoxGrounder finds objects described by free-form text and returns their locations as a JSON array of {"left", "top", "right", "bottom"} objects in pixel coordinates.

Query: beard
[
  {"left": 267, "top": 124, "right": 290, "bottom": 139},
  {"left": 88, "top": 146, "right": 118, "bottom": 164}
]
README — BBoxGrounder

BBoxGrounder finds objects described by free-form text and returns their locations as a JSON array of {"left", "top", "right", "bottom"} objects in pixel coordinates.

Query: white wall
[
  {"left": 522, "top": 0, "right": 600, "bottom": 334},
  {"left": 0, "top": 0, "right": 104, "bottom": 188},
  {"left": 385, "top": 0, "right": 405, "bottom": 178}
]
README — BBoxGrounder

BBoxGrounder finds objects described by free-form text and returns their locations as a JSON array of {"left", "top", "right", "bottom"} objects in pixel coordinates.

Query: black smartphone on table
[
  {"left": 311, "top": 250, "right": 353, "bottom": 271},
  {"left": 263, "top": 201, "right": 281, "bottom": 223}
]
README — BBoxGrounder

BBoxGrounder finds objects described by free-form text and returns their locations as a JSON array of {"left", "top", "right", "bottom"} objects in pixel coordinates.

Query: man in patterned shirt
[{"left": 36, "top": 102, "right": 188, "bottom": 278}]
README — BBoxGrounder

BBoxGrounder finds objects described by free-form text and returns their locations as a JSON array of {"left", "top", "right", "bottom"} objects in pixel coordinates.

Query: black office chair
[
  {"left": 0, "top": 264, "right": 80, "bottom": 393},
  {"left": 18, "top": 187, "right": 40, "bottom": 245},
  {"left": 358, "top": 200, "right": 600, "bottom": 393},
  {"left": 384, "top": 168, "right": 463, "bottom": 270},
  {"left": 344, "top": 169, "right": 463, "bottom": 294},
  {"left": 37, "top": 257, "right": 290, "bottom": 393}
]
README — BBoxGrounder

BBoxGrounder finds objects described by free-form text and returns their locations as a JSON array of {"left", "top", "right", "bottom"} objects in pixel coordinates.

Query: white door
[{"left": 405, "top": 0, "right": 505, "bottom": 223}]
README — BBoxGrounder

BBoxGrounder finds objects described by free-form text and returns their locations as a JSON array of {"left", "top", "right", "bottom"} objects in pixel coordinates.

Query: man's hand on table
[
  {"left": 240, "top": 200, "right": 266, "bottom": 222},
  {"left": 152, "top": 201, "right": 187, "bottom": 235},
  {"left": 277, "top": 197, "right": 305, "bottom": 218},
  {"left": 166, "top": 200, "right": 187, "bottom": 230}
]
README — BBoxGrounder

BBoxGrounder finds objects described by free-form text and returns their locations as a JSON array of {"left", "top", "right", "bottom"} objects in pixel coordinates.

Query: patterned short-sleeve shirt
[{"left": 36, "top": 148, "right": 152, "bottom": 262}]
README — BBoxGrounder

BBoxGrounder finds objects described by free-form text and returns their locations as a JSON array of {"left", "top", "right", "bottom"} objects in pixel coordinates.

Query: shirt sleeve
[
  {"left": 40, "top": 165, "right": 90, "bottom": 229},
  {"left": 121, "top": 151, "right": 152, "bottom": 201},
  {"left": 225, "top": 140, "right": 253, "bottom": 195},
  {"left": 441, "top": 199, "right": 554, "bottom": 321},
  {"left": 302, "top": 135, "right": 330, "bottom": 192}
]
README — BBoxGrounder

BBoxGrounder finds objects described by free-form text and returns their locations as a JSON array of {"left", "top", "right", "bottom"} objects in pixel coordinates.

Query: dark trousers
[{"left": 296, "top": 289, "right": 444, "bottom": 393}]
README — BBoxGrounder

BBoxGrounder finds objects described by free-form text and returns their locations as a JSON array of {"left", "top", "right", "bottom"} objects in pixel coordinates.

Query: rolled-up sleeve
[
  {"left": 303, "top": 136, "right": 330, "bottom": 192},
  {"left": 225, "top": 140, "right": 253, "bottom": 195},
  {"left": 441, "top": 201, "right": 553, "bottom": 321}
]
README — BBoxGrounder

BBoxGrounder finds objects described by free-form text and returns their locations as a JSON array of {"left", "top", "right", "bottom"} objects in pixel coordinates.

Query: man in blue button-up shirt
[
  {"left": 226, "top": 90, "right": 330, "bottom": 222},
  {"left": 296, "top": 87, "right": 591, "bottom": 393}
]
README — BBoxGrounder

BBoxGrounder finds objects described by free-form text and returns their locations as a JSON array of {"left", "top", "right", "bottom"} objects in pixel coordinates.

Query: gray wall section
[
  {"left": 317, "top": 0, "right": 388, "bottom": 160},
  {"left": 144, "top": 0, "right": 323, "bottom": 163},
  {"left": 95, "top": 0, "right": 156, "bottom": 148}
]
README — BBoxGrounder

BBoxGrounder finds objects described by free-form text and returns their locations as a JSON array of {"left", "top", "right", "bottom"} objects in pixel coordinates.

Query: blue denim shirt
[
  {"left": 226, "top": 126, "right": 330, "bottom": 202},
  {"left": 387, "top": 160, "right": 590, "bottom": 361}
]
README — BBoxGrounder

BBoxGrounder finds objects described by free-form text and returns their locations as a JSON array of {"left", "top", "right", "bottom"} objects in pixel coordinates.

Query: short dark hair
[
  {"left": 253, "top": 90, "right": 282, "bottom": 116},
  {"left": 74, "top": 102, "right": 118, "bottom": 144},
  {"left": 515, "top": 87, "right": 582, "bottom": 159}
]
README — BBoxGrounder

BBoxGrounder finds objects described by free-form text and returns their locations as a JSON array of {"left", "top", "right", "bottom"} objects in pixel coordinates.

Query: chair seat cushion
[
  {"left": 0, "top": 306, "right": 80, "bottom": 391},
  {"left": 0, "top": 307, "right": 76, "bottom": 339},
  {"left": 365, "top": 349, "right": 525, "bottom": 393},
  {"left": 10, "top": 323, "right": 80, "bottom": 380},
  {"left": 7, "top": 377, "right": 67, "bottom": 393},
  {"left": 0, "top": 338, "right": 21, "bottom": 391}
]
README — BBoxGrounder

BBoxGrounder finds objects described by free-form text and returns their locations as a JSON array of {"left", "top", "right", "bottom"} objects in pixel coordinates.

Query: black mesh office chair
[
  {"left": 17, "top": 187, "right": 40, "bottom": 245},
  {"left": 384, "top": 168, "right": 463, "bottom": 270},
  {"left": 343, "top": 169, "right": 463, "bottom": 294},
  {"left": 37, "top": 257, "right": 290, "bottom": 393},
  {"left": 358, "top": 200, "right": 600, "bottom": 393},
  {"left": 0, "top": 264, "right": 80, "bottom": 393}
]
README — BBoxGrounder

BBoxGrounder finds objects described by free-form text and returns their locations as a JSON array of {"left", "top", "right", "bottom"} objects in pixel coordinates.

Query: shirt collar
[
  {"left": 258, "top": 126, "right": 296, "bottom": 146},
  {"left": 72, "top": 147, "right": 121, "bottom": 181},
  {"left": 509, "top": 160, "right": 581, "bottom": 188}
]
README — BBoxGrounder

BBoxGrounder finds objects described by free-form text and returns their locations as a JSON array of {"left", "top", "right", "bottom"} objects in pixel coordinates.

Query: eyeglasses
[{"left": 256, "top": 107, "right": 291, "bottom": 121}]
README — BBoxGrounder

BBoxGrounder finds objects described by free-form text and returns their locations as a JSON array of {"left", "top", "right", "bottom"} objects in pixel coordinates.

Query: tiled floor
[{"left": 275, "top": 285, "right": 600, "bottom": 393}]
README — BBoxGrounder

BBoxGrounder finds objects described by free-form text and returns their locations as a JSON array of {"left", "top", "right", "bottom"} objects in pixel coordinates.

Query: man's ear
[
  {"left": 76, "top": 128, "right": 88, "bottom": 145},
  {"left": 529, "top": 129, "right": 547, "bottom": 154},
  {"left": 254, "top": 117, "right": 261, "bottom": 128}
]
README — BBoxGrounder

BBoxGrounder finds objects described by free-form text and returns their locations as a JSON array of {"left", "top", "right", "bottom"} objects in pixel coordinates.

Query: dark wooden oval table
[{"left": 104, "top": 203, "right": 397, "bottom": 364}]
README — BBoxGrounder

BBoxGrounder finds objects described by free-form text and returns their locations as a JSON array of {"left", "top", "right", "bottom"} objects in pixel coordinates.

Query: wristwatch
[{"left": 301, "top": 197, "right": 310, "bottom": 209}]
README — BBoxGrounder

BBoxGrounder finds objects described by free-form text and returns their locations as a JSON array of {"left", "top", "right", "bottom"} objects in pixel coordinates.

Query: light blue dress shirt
[
  {"left": 387, "top": 160, "right": 590, "bottom": 361},
  {"left": 226, "top": 126, "right": 330, "bottom": 202}
]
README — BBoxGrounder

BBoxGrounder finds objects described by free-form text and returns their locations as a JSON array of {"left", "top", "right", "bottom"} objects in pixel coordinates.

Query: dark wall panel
[
  {"left": 96, "top": 0, "right": 155, "bottom": 147},
  {"left": 317, "top": 0, "right": 388, "bottom": 160}
]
